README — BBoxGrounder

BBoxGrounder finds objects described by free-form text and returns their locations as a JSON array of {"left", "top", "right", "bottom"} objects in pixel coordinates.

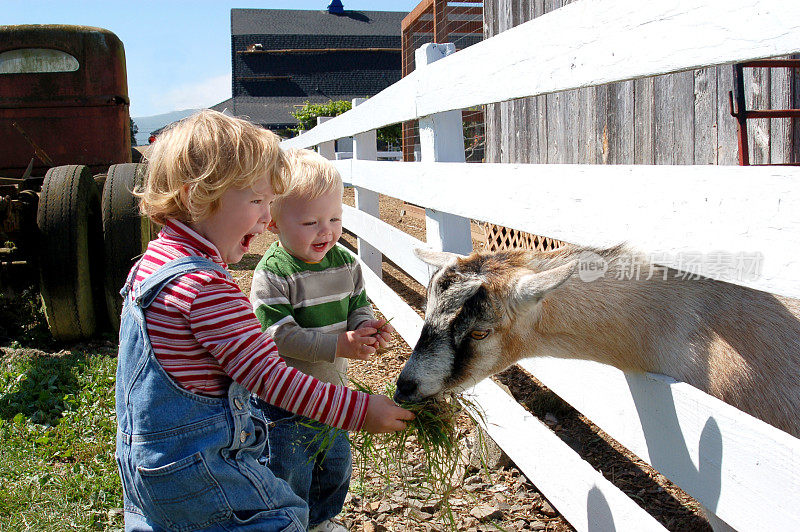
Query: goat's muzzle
[{"left": 393, "top": 373, "right": 419, "bottom": 403}]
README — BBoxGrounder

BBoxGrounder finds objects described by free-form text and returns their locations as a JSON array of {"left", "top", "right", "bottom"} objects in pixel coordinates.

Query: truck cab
[{"left": 0, "top": 25, "right": 150, "bottom": 342}]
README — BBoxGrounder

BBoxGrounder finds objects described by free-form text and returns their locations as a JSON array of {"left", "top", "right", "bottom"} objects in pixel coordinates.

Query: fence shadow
[
  {"left": 496, "top": 366, "right": 712, "bottom": 531},
  {"left": 587, "top": 486, "right": 615, "bottom": 531},
  {"left": 626, "top": 373, "right": 726, "bottom": 529}
]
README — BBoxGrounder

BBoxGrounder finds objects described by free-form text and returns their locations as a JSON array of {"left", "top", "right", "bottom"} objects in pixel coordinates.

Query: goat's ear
[
  {"left": 414, "top": 248, "right": 462, "bottom": 270},
  {"left": 512, "top": 260, "right": 576, "bottom": 307}
]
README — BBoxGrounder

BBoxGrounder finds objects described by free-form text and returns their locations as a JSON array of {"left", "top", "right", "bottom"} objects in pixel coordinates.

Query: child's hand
[
  {"left": 360, "top": 318, "right": 394, "bottom": 349},
  {"left": 336, "top": 329, "right": 378, "bottom": 360},
  {"left": 362, "top": 395, "right": 415, "bottom": 433}
]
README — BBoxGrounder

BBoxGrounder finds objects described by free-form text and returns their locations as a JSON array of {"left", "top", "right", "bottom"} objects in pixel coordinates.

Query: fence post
[
  {"left": 416, "top": 43, "right": 473, "bottom": 254},
  {"left": 316, "top": 116, "right": 335, "bottom": 160},
  {"left": 352, "top": 97, "right": 382, "bottom": 277}
]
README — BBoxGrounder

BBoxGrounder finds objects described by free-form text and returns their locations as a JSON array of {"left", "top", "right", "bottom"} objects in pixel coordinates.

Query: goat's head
[{"left": 394, "top": 248, "right": 575, "bottom": 403}]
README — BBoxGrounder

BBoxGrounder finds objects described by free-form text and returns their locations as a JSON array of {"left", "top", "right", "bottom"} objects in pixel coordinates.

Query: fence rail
[
  {"left": 281, "top": 0, "right": 800, "bottom": 529},
  {"left": 283, "top": 0, "right": 800, "bottom": 151}
]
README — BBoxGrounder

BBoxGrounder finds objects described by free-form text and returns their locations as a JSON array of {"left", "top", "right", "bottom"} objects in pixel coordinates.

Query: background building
[{"left": 212, "top": 4, "right": 407, "bottom": 135}]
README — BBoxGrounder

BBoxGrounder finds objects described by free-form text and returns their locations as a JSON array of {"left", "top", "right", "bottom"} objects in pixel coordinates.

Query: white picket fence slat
[
  {"left": 517, "top": 358, "right": 800, "bottom": 531},
  {"left": 463, "top": 379, "right": 669, "bottom": 532},
  {"left": 339, "top": 160, "right": 800, "bottom": 299},
  {"left": 414, "top": 0, "right": 800, "bottom": 116},
  {"left": 341, "top": 204, "right": 429, "bottom": 286},
  {"left": 352, "top": 253, "right": 423, "bottom": 358}
]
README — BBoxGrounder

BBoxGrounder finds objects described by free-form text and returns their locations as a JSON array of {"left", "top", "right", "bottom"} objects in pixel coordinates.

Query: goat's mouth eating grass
[{"left": 305, "top": 381, "right": 488, "bottom": 529}]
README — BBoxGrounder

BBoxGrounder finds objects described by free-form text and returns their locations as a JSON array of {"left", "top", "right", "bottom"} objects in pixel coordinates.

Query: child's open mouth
[
  {"left": 312, "top": 241, "right": 327, "bottom": 252},
  {"left": 241, "top": 233, "right": 255, "bottom": 248}
]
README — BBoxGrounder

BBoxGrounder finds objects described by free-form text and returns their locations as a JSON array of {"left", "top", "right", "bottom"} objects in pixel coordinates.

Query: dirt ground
[{"left": 234, "top": 189, "right": 711, "bottom": 532}]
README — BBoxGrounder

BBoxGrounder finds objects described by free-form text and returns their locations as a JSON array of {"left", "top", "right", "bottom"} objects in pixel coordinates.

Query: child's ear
[
  {"left": 267, "top": 219, "right": 280, "bottom": 234},
  {"left": 179, "top": 184, "right": 191, "bottom": 207}
]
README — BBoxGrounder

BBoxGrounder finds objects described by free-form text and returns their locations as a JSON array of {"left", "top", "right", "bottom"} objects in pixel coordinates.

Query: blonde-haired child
[
  {"left": 115, "top": 111, "right": 412, "bottom": 532},
  {"left": 250, "top": 148, "right": 394, "bottom": 532}
]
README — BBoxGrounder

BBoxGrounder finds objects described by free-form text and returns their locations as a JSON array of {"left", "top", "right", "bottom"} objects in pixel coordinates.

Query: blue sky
[{"left": 4, "top": 1, "right": 420, "bottom": 118}]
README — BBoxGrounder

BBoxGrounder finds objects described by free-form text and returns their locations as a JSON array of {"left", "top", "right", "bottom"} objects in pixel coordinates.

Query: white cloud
[{"left": 142, "top": 74, "right": 231, "bottom": 116}]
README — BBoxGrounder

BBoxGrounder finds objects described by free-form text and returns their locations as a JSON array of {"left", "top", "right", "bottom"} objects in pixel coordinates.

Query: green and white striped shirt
[{"left": 250, "top": 242, "right": 374, "bottom": 385}]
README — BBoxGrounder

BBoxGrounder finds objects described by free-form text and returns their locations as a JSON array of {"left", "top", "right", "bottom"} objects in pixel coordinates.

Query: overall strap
[
  {"left": 120, "top": 257, "right": 143, "bottom": 300},
  {"left": 134, "top": 256, "right": 231, "bottom": 309}
]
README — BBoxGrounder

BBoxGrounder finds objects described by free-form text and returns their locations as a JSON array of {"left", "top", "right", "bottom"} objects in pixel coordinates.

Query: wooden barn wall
[{"left": 484, "top": 0, "right": 800, "bottom": 165}]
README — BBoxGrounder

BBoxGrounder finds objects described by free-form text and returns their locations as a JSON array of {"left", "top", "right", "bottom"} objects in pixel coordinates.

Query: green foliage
[
  {"left": 129, "top": 118, "right": 138, "bottom": 144},
  {"left": 290, "top": 100, "right": 352, "bottom": 133},
  {"left": 376, "top": 123, "right": 402, "bottom": 151},
  {"left": 0, "top": 348, "right": 121, "bottom": 530},
  {"left": 289, "top": 100, "right": 402, "bottom": 150}
]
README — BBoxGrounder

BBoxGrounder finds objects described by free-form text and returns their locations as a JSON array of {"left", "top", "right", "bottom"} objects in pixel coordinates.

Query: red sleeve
[{"left": 188, "top": 276, "right": 369, "bottom": 431}]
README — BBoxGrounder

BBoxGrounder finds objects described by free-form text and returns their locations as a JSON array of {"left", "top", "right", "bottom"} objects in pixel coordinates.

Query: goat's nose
[{"left": 393, "top": 376, "right": 417, "bottom": 403}]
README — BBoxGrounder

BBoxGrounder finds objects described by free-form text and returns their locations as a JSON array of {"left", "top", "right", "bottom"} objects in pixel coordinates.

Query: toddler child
[
  {"left": 114, "top": 110, "right": 412, "bottom": 532},
  {"left": 250, "top": 148, "right": 394, "bottom": 532}
]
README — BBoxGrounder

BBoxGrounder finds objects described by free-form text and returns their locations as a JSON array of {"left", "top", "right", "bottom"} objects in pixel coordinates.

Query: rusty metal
[
  {"left": 11, "top": 121, "right": 55, "bottom": 166},
  {"left": 0, "top": 189, "right": 38, "bottom": 237},
  {"left": 729, "top": 61, "right": 800, "bottom": 166},
  {"left": 20, "top": 158, "right": 34, "bottom": 180},
  {"left": 0, "top": 24, "right": 131, "bottom": 178},
  {"left": 400, "top": 0, "right": 484, "bottom": 162},
  {"left": 739, "top": 59, "right": 800, "bottom": 69},
  {"left": 1, "top": 199, "right": 24, "bottom": 234}
]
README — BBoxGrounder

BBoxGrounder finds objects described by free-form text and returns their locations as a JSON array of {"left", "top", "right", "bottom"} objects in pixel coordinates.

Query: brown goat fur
[{"left": 395, "top": 244, "right": 800, "bottom": 437}]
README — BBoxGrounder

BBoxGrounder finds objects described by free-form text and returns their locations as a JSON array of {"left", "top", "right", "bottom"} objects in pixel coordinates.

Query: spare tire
[
  {"left": 102, "top": 163, "right": 151, "bottom": 332},
  {"left": 37, "top": 165, "right": 103, "bottom": 342}
]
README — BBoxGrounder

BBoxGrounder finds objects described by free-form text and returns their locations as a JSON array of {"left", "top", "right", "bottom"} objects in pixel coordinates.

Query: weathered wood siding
[{"left": 484, "top": 0, "right": 800, "bottom": 165}]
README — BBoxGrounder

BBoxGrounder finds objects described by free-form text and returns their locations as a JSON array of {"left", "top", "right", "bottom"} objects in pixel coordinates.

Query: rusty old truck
[{"left": 0, "top": 24, "right": 152, "bottom": 342}]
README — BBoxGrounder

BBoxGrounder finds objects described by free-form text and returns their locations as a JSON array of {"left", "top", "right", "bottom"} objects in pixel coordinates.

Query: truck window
[{"left": 0, "top": 48, "right": 79, "bottom": 74}]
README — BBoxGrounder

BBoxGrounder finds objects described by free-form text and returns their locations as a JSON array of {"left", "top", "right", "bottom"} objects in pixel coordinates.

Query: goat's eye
[{"left": 470, "top": 329, "right": 491, "bottom": 340}]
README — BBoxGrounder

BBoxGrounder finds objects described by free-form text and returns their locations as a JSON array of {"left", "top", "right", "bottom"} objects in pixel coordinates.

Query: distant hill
[{"left": 131, "top": 109, "right": 199, "bottom": 146}]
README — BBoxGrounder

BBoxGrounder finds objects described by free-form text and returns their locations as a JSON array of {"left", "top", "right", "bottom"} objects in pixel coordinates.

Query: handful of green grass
[{"left": 306, "top": 381, "right": 486, "bottom": 529}]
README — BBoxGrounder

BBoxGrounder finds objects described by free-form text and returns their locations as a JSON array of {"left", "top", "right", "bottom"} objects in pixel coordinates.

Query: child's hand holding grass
[
  {"left": 362, "top": 394, "right": 415, "bottom": 433},
  {"left": 360, "top": 318, "right": 395, "bottom": 349},
  {"left": 336, "top": 329, "right": 379, "bottom": 360}
]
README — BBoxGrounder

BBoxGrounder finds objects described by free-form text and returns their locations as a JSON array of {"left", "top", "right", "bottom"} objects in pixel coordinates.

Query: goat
[{"left": 394, "top": 244, "right": 800, "bottom": 437}]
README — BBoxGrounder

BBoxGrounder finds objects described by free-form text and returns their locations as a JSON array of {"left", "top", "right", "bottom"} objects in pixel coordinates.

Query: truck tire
[
  {"left": 37, "top": 165, "right": 103, "bottom": 342},
  {"left": 102, "top": 163, "right": 151, "bottom": 331}
]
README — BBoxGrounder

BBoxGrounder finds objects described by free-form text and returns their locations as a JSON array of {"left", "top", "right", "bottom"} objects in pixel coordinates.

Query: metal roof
[{"left": 231, "top": 8, "right": 407, "bottom": 37}]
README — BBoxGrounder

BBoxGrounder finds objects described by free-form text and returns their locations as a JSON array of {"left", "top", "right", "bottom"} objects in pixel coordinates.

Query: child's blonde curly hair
[
  {"left": 271, "top": 148, "right": 343, "bottom": 221},
  {"left": 138, "top": 109, "right": 287, "bottom": 224}
]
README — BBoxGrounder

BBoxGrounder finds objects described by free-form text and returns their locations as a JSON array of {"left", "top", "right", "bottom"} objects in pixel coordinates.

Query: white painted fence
[{"left": 281, "top": 1, "right": 800, "bottom": 530}]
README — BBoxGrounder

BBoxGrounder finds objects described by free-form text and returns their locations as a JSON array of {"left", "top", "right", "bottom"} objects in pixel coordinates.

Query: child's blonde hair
[
  {"left": 138, "top": 109, "right": 286, "bottom": 224},
  {"left": 272, "top": 148, "right": 343, "bottom": 221}
]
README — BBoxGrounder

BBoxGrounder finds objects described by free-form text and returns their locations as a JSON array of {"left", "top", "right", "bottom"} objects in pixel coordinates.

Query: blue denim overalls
[{"left": 115, "top": 256, "right": 308, "bottom": 531}]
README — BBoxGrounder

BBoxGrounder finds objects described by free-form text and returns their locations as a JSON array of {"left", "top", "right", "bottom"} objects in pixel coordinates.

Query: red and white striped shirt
[{"left": 133, "top": 219, "right": 369, "bottom": 431}]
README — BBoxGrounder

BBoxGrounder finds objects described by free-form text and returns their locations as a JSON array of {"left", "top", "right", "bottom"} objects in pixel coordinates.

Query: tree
[
  {"left": 290, "top": 100, "right": 401, "bottom": 151},
  {"left": 129, "top": 118, "right": 138, "bottom": 145},
  {"left": 290, "top": 100, "right": 352, "bottom": 133}
]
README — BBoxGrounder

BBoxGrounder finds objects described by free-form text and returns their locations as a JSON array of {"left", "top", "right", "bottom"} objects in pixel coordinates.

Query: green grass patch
[{"left": 0, "top": 347, "right": 122, "bottom": 531}]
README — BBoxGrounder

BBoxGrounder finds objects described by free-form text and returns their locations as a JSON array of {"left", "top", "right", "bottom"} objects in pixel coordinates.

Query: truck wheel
[
  {"left": 102, "top": 163, "right": 151, "bottom": 331},
  {"left": 37, "top": 165, "right": 103, "bottom": 342}
]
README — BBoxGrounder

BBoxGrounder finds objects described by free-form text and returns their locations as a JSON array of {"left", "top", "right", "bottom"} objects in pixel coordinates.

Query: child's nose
[{"left": 258, "top": 204, "right": 271, "bottom": 224}]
